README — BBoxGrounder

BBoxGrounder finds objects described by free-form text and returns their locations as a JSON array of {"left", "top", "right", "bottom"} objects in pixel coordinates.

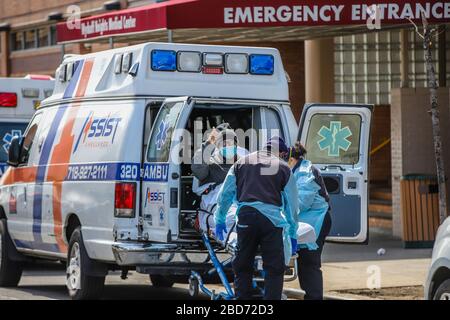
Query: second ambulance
[{"left": 0, "top": 43, "right": 372, "bottom": 299}]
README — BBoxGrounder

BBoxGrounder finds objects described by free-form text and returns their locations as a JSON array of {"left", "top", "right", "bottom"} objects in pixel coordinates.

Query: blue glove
[
  {"left": 291, "top": 238, "right": 298, "bottom": 255},
  {"left": 215, "top": 223, "right": 227, "bottom": 241}
]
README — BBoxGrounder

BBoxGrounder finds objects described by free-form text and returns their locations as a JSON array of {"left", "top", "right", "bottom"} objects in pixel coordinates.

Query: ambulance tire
[
  {"left": 150, "top": 274, "right": 175, "bottom": 288},
  {"left": 0, "top": 219, "right": 23, "bottom": 287},
  {"left": 433, "top": 279, "right": 450, "bottom": 300},
  {"left": 67, "top": 228, "right": 105, "bottom": 300}
]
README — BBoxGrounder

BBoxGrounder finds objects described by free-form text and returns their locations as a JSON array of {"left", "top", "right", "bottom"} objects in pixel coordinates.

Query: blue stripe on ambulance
[{"left": 31, "top": 60, "right": 84, "bottom": 246}]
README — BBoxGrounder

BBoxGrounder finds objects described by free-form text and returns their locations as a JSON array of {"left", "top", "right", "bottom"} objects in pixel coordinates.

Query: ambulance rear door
[
  {"left": 142, "top": 97, "right": 194, "bottom": 242},
  {"left": 298, "top": 104, "right": 373, "bottom": 243}
]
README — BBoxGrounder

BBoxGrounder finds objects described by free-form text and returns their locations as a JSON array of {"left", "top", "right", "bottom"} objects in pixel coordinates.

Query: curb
[{"left": 283, "top": 288, "right": 355, "bottom": 300}]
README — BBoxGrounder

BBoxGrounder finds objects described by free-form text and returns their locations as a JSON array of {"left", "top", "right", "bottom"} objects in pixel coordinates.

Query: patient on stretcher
[{"left": 192, "top": 177, "right": 316, "bottom": 246}]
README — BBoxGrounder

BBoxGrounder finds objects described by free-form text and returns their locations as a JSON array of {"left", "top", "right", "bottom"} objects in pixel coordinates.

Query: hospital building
[{"left": 0, "top": 0, "right": 449, "bottom": 241}]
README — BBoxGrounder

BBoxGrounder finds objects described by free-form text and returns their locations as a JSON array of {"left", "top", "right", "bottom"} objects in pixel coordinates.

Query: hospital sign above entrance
[{"left": 57, "top": 0, "right": 450, "bottom": 43}]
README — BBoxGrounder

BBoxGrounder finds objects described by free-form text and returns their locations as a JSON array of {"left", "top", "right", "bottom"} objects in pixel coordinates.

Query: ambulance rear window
[{"left": 0, "top": 122, "right": 28, "bottom": 162}]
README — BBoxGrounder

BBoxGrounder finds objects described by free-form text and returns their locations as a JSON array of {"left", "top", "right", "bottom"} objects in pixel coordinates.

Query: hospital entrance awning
[{"left": 56, "top": 0, "right": 450, "bottom": 44}]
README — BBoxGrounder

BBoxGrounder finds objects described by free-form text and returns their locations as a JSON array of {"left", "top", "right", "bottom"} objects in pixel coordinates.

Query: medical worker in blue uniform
[
  {"left": 214, "top": 136, "right": 299, "bottom": 300},
  {"left": 288, "top": 142, "right": 332, "bottom": 300}
]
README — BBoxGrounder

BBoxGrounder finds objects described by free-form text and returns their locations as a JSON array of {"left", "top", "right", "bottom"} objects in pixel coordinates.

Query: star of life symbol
[
  {"left": 155, "top": 120, "right": 169, "bottom": 151},
  {"left": 317, "top": 121, "right": 352, "bottom": 157},
  {"left": 3, "top": 130, "right": 23, "bottom": 154}
]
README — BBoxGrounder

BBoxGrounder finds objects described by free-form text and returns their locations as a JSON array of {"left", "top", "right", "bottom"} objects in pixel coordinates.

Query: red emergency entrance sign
[{"left": 57, "top": 0, "right": 450, "bottom": 43}]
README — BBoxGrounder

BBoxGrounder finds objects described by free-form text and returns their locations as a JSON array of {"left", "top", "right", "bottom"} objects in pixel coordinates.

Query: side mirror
[{"left": 7, "top": 136, "right": 22, "bottom": 167}]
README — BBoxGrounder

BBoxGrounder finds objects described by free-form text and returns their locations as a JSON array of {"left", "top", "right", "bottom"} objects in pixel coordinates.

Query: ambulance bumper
[{"left": 111, "top": 241, "right": 203, "bottom": 266}]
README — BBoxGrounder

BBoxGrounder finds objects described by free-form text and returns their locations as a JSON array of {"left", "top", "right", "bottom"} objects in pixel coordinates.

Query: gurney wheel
[{"left": 188, "top": 276, "right": 199, "bottom": 297}]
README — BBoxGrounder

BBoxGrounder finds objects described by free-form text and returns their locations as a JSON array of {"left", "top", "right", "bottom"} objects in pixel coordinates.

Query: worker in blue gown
[
  {"left": 214, "top": 136, "right": 299, "bottom": 300},
  {"left": 287, "top": 142, "right": 332, "bottom": 300}
]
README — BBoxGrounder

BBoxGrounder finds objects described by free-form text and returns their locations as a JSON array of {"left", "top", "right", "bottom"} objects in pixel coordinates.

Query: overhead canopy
[{"left": 57, "top": 0, "right": 450, "bottom": 44}]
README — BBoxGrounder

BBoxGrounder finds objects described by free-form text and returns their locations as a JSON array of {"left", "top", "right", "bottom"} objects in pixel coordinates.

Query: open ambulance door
[
  {"left": 142, "top": 97, "right": 194, "bottom": 242},
  {"left": 298, "top": 104, "right": 373, "bottom": 243}
]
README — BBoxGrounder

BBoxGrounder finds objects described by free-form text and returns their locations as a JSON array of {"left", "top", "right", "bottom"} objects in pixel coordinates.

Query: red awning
[{"left": 57, "top": 0, "right": 450, "bottom": 43}]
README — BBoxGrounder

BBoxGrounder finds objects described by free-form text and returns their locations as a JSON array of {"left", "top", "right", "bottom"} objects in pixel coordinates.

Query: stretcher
[{"left": 188, "top": 208, "right": 316, "bottom": 300}]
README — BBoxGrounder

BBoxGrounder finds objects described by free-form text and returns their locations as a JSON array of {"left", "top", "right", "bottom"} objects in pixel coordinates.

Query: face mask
[{"left": 219, "top": 146, "right": 237, "bottom": 160}]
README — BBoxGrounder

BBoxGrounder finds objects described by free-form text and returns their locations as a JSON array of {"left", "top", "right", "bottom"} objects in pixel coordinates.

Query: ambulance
[
  {"left": 0, "top": 43, "right": 372, "bottom": 299},
  {"left": 0, "top": 75, "right": 54, "bottom": 177}
]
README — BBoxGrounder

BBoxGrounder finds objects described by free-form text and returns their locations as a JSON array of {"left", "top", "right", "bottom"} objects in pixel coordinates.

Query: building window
[
  {"left": 11, "top": 25, "right": 57, "bottom": 51},
  {"left": 11, "top": 32, "right": 24, "bottom": 51},
  {"left": 335, "top": 29, "right": 447, "bottom": 105},
  {"left": 37, "top": 27, "right": 49, "bottom": 47},
  {"left": 24, "top": 29, "right": 36, "bottom": 49}
]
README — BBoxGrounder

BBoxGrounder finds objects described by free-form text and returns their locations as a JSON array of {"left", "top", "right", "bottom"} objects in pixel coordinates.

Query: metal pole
[
  {"left": 109, "top": 37, "right": 114, "bottom": 49},
  {"left": 167, "top": 29, "right": 173, "bottom": 43},
  {"left": 61, "top": 43, "right": 66, "bottom": 62},
  {"left": 438, "top": 25, "right": 446, "bottom": 88}
]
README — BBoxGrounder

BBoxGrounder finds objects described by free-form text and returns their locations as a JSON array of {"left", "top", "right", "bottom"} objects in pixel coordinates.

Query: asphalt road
[{"left": 0, "top": 262, "right": 210, "bottom": 300}]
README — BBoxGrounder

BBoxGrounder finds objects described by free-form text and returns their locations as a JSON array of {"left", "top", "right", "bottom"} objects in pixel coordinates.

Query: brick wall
[
  {"left": 0, "top": 0, "right": 106, "bottom": 24},
  {"left": 370, "top": 105, "right": 391, "bottom": 184},
  {"left": 391, "top": 88, "right": 450, "bottom": 238}
]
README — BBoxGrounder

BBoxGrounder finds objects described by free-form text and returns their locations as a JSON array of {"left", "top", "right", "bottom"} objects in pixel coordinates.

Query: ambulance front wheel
[
  {"left": 188, "top": 276, "right": 199, "bottom": 297},
  {"left": 67, "top": 227, "right": 105, "bottom": 300},
  {"left": 0, "top": 219, "right": 23, "bottom": 287}
]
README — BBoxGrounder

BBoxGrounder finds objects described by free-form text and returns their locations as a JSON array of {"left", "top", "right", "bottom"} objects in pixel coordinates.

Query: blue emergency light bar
[
  {"left": 249, "top": 54, "right": 274, "bottom": 75},
  {"left": 151, "top": 49, "right": 274, "bottom": 75},
  {"left": 151, "top": 50, "right": 177, "bottom": 71}
]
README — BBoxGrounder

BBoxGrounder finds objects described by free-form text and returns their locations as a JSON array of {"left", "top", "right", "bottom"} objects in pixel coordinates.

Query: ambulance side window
[
  {"left": 143, "top": 104, "right": 161, "bottom": 159},
  {"left": 19, "top": 113, "right": 42, "bottom": 165},
  {"left": 147, "top": 101, "right": 184, "bottom": 162}
]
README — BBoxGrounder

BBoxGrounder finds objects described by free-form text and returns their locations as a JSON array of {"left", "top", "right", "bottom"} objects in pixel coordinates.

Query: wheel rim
[
  {"left": 440, "top": 292, "right": 450, "bottom": 300},
  {"left": 67, "top": 243, "right": 81, "bottom": 291}
]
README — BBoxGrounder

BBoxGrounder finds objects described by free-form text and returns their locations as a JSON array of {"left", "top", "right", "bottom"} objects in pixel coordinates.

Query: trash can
[{"left": 400, "top": 174, "right": 440, "bottom": 248}]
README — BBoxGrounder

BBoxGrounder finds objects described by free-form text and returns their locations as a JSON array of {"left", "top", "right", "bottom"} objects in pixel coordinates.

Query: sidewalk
[{"left": 284, "top": 228, "right": 433, "bottom": 299}]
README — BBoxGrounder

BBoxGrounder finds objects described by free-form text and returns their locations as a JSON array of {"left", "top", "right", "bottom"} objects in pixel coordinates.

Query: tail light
[
  {"left": 0, "top": 93, "right": 17, "bottom": 107},
  {"left": 114, "top": 182, "right": 136, "bottom": 218}
]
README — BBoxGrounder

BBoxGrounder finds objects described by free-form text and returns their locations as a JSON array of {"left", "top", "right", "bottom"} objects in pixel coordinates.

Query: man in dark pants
[{"left": 214, "top": 137, "right": 299, "bottom": 300}]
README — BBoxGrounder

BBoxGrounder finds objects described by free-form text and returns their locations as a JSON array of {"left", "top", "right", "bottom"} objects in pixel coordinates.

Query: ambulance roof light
[
  {"left": 249, "top": 54, "right": 274, "bottom": 75},
  {"left": 177, "top": 51, "right": 201, "bottom": 72},
  {"left": 21, "top": 88, "right": 40, "bottom": 98},
  {"left": 66, "top": 62, "right": 74, "bottom": 81},
  {"left": 151, "top": 50, "right": 176, "bottom": 71},
  {"left": 203, "top": 53, "right": 223, "bottom": 67},
  {"left": 0, "top": 92, "right": 17, "bottom": 108},
  {"left": 225, "top": 53, "right": 248, "bottom": 74},
  {"left": 122, "top": 52, "right": 133, "bottom": 73},
  {"left": 58, "top": 64, "right": 67, "bottom": 82},
  {"left": 114, "top": 54, "right": 123, "bottom": 74}
]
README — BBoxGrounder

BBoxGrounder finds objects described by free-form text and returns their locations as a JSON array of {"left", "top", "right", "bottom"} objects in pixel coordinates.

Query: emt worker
[
  {"left": 214, "top": 136, "right": 299, "bottom": 300},
  {"left": 287, "top": 142, "right": 332, "bottom": 300}
]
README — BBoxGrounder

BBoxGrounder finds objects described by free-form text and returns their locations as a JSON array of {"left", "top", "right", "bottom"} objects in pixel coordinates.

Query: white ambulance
[
  {"left": 0, "top": 43, "right": 372, "bottom": 299},
  {"left": 0, "top": 75, "right": 54, "bottom": 177}
]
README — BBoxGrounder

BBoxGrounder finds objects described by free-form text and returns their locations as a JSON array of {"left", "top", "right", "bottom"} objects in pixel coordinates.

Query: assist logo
[
  {"left": 2, "top": 130, "right": 22, "bottom": 154},
  {"left": 144, "top": 188, "right": 166, "bottom": 208},
  {"left": 73, "top": 112, "right": 122, "bottom": 153}
]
